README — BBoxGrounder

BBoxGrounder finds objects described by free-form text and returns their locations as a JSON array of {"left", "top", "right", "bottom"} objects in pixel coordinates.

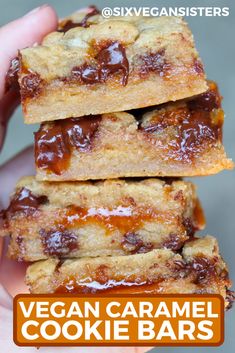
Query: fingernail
[{"left": 24, "top": 4, "right": 49, "bottom": 17}]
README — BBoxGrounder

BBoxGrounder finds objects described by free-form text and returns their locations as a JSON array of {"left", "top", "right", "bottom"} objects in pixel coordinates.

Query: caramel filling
[
  {"left": 54, "top": 255, "right": 225, "bottom": 294},
  {"left": 55, "top": 279, "right": 163, "bottom": 295},
  {"left": 2, "top": 186, "right": 204, "bottom": 258},
  {"left": 56, "top": 205, "right": 181, "bottom": 235}
]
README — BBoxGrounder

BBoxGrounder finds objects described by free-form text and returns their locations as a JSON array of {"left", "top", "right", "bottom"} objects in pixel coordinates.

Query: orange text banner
[{"left": 14, "top": 294, "right": 224, "bottom": 347}]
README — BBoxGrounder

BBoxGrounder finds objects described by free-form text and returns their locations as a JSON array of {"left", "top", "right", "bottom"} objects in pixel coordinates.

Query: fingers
[
  {"left": 0, "top": 285, "right": 12, "bottom": 310},
  {"left": 134, "top": 348, "right": 154, "bottom": 352},
  {"left": 0, "top": 146, "right": 34, "bottom": 297},
  {"left": 0, "top": 237, "right": 28, "bottom": 297},
  {"left": 0, "top": 146, "right": 34, "bottom": 207},
  {"left": 0, "top": 90, "right": 20, "bottom": 150},
  {"left": 0, "top": 146, "right": 33, "bottom": 297},
  {"left": 0, "top": 5, "right": 58, "bottom": 152},
  {"left": 0, "top": 304, "right": 13, "bottom": 347},
  {"left": 0, "top": 4, "right": 58, "bottom": 99}
]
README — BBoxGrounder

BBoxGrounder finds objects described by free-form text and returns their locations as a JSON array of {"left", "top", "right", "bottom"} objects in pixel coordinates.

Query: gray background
[{"left": 0, "top": 0, "right": 234, "bottom": 352}]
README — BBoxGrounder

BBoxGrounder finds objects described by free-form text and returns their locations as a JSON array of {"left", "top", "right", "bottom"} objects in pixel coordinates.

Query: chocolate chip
[
  {"left": 70, "top": 41, "right": 129, "bottom": 86},
  {"left": 20, "top": 72, "right": 42, "bottom": 99},
  {"left": 35, "top": 115, "right": 101, "bottom": 174},
  {"left": 174, "top": 256, "right": 219, "bottom": 285},
  {"left": 40, "top": 228, "right": 78, "bottom": 256},
  {"left": 6, "top": 188, "right": 48, "bottom": 217},
  {"left": 5, "top": 57, "right": 20, "bottom": 93},
  {"left": 0, "top": 210, "right": 7, "bottom": 228},
  {"left": 139, "top": 49, "right": 170, "bottom": 77},
  {"left": 121, "top": 232, "right": 153, "bottom": 254},
  {"left": 188, "top": 86, "right": 221, "bottom": 112},
  {"left": 140, "top": 84, "right": 222, "bottom": 162},
  {"left": 191, "top": 257, "right": 217, "bottom": 284},
  {"left": 225, "top": 289, "right": 235, "bottom": 310},
  {"left": 58, "top": 6, "right": 100, "bottom": 32},
  {"left": 58, "top": 20, "right": 81, "bottom": 32},
  {"left": 97, "top": 42, "right": 129, "bottom": 85},
  {"left": 183, "top": 218, "right": 196, "bottom": 238},
  {"left": 193, "top": 59, "right": 204, "bottom": 75},
  {"left": 162, "top": 234, "right": 184, "bottom": 251},
  {"left": 35, "top": 124, "right": 71, "bottom": 175},
  {"left": 72, "top": 64, "right": 100, "bottom": 84},
  {"left": 15, "top": 235, "right": 26, "bottom": 262}
]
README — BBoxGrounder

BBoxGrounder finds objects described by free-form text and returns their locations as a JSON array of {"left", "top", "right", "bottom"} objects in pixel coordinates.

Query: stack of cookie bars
[{"left": 0, "top": 9, "right": 234, "bottom": 307}]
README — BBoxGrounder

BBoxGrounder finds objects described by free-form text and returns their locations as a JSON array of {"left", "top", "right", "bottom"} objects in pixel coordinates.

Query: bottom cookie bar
[{"left": 26, "top": 236, "right": 232, "bottom": 308}]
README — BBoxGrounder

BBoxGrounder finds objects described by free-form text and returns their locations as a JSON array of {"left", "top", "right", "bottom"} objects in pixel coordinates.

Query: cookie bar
[
  {"left": 0, "top": 176, "right": 204, "bottom": 261},
  {"left": 18, "top": 10, "right": 207, "bottom": 123},
  {"left": 35, "top": 81, "right": 233, "bottom": 181},
  {"left": 25, "top": 235, "right": 232, "bottom": 308}
]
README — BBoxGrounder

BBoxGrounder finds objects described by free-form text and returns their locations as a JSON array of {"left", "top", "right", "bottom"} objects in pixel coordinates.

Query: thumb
[{"left": 0, "top": 4, "right": 58, "bottom": 99}]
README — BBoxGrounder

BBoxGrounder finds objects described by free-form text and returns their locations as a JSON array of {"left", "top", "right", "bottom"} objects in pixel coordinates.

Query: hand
[{"left": 0, "top": 5, "right": 153, "bottom": 352}]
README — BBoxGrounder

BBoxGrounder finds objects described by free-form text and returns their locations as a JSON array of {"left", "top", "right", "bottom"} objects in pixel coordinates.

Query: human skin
[{"left": 0, "top": 4, "right": 153, "bottom": 352}]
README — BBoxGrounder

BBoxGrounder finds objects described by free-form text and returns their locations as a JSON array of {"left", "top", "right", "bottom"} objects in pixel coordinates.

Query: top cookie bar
[{"left": 18, "top": 8, "right": 207, "bottom": 123}]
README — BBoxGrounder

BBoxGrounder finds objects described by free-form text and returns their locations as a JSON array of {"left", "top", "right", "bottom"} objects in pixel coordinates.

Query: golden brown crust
[
  {"left": 25, "top": 235, "right": 232, "bottom": 308},
  {"left": 19, "top": 13, "right": 207, "bottom": 123},
  {"left": 0, "top": 176, "right": 204, "bottom": 261},
  {"left": 34, "top": 82, "right": 233, "bottom": 180}
]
